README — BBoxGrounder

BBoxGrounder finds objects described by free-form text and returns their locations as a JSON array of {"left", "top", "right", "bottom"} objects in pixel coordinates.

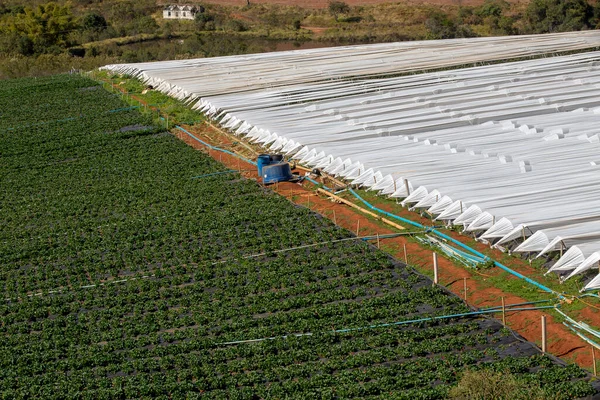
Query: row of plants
[{"left": 0, "top": 74, "right": 595, "bottom": 398}]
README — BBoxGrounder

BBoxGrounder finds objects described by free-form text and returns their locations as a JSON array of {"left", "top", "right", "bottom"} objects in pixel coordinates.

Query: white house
[{"left": 163, "top": 5, "right": 198, "bottom": 20}]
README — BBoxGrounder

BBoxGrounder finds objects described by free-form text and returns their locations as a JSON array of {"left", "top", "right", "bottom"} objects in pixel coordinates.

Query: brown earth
[
  {"left": 202, "top": 0, "right": 498, "bottom": 8},
  {"left": 174, "top": 120, "right": 600, "bottom": 373}
]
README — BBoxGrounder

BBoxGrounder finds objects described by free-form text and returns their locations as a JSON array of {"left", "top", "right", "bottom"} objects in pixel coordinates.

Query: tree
[
  {"left": 328, "top": 1, "right": 350, "bottom": 22},
  {"left": 4, "top": 2, "right": 79, "bottom": 53},
  {"left": 425, "top": 12, "right": 457, "bottom": 39},
  {"left": 81, "top": 12, "right": 107, "bottom": 32},
  {"left": 195, "top": 12, "right": 214, "bottom": 31},
  {"left": 525, "top": 0, "right": 593, "bottom": 33}
]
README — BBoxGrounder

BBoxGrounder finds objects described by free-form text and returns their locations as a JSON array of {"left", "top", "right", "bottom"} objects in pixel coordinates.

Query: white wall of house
[{"left": 163, "top": 6, "right": 196, "bottom": 20}]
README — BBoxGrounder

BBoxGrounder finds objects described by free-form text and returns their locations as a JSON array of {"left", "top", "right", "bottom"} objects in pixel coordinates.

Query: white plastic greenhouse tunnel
[{"left": 103, "top": 31, "right": 600, "bottom": 290}]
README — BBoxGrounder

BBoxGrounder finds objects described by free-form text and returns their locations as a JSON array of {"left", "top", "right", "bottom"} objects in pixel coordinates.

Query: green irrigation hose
[
  {"left": 175, "top": 125, "right": 257, "bottom": 166},
  {"left": 217, "top": 304, "right": 559, "bottom": 346}
]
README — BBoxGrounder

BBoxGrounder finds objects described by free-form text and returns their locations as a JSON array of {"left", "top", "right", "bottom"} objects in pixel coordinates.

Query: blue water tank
[
  {"left": 257, "top": 154, "right": 272, "bottom": 176},
  {"left": 263, "top": 162, "right": 292, "bottom": 184}
]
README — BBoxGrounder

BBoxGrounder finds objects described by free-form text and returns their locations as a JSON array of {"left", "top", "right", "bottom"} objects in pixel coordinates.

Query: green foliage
[
  {"left": 81, "top": 12, "right": 107, "bottom": 32},
  {"left": 476, "top": 0, "right": 510, "bottom": 18},
  {"left": 425, "top": 12, "right": 477, "bottom": 39},
  {"left": 227, "top": 19, "right": 248, "bottom": 33},
  {"left": 329, "top": 0, "right": 350, "bottom": 21},
  {"left": 1, "top": 2, "right": 79, "bottom": 54},
  {"left": 525, "top": 0, "right": 595, "bottom": 33},
  {"left": 448, "top": 369, "right": 557, "bottom": 400},
  {"left": 194, "top": 11, "right": 214, "bottom": 31}
]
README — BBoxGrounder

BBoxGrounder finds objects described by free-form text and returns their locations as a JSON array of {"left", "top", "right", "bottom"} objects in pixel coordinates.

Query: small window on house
[
  {"left": 168, "top": 11, "right": 171, "bottom": 16},
  {"left": 175, "top": 12, "right": 179, "bottom": 17}
]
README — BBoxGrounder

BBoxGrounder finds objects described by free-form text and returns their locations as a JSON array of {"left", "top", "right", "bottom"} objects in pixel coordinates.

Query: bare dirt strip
[{"left": 201, "top": 0, "right": 492, "bottom": 8}]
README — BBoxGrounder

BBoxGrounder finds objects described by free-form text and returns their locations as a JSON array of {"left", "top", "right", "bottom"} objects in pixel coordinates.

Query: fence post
[
  {"left": 593, "top": 346, "right": 597, "bottom": 376},
  {"left": 541, "top": 315, "right": 547, "bottom": 353},
  {"left": 433, "top": 252, "right": 438, "bottom": 285}
]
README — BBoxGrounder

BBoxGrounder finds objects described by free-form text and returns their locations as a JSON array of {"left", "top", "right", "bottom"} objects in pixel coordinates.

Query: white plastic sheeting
[{"left": 103, "top": 32, "right": 600, "bottom": 289}]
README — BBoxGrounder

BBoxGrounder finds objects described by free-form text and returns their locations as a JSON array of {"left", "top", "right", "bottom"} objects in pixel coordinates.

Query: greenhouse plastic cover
[{"left": 103, "top": 32, "right": 600, "bottom": 290}]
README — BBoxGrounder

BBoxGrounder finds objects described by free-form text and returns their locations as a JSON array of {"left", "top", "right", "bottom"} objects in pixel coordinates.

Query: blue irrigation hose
[
  {"left": 304, "top": 176, "right": 332, "bottom": 191},
  {"left": 580, "top": 293, "right": 600, "bottom": 299},
  {"left": 347, "top": 188, "right": 564, "bottom": 299},
  {"left": 175, "top": 125, "right": 257, "bottom": 166},
  {"left": 564, "top": 323, "right": 600, "bottom": 350}
]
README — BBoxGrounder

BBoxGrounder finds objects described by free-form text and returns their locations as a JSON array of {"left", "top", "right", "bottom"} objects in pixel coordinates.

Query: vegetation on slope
[{"left": 0, "top": 0, "right": 599, "bottom": 78}]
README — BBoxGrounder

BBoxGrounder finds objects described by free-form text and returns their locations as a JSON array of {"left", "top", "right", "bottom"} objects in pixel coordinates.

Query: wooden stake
[
  {"left": 316, "top": 189, "right": 405, "bottom": 231},
  {"left": 356, "top": 220, "right": 360, "bottom": 236},
  {"left": 393, "top": 179, "right": 397, "bottom": 192},
  {"left": 501, "top": 297, "right": 506, "bottom": 326},
  {"left": 541, "top": 315, "right": 547, "bottom": 353},
  {"left": 463, "top": 278, "right": 468, "bottom": 301},
  {"left": 460, "top": 201, "right": 463, "bottom": 213},
  {"left": 403, "top": 243, "right": 408, "bottom": 264},
  {"left": 376, "top": 233, "right": 380, "bottom": 249},
  {"left": 404, "top": 178, "right": 411, "bottom": 196},
  {"left": 433, "top": 252, "right": 438, "bottom": 285},
  {"left": 593, "top": 347, "right": 597, "bottom": 376},
  {"left": 333, "top": 210, "right": 337, "bottom": 225}
]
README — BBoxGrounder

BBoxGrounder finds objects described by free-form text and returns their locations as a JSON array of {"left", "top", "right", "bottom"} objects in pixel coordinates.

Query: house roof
[{"left": 163, "top": 5, "right": 198, "bottom": 12}]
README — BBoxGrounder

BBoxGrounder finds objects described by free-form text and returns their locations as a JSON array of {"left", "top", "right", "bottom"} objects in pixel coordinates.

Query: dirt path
[
  {"left": 203, "top": 0, "right": 491, "bottom": 8},
  {"left": 176, "top": 121, "right": 598, "bottom": 371}
]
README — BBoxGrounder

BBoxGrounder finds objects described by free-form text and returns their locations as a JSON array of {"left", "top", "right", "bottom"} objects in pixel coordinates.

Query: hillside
[{"left": 1, "top": 0, "right": 599, "bottom": 78}]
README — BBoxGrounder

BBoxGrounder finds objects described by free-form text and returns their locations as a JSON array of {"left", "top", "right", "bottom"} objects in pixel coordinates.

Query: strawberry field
[{"left": 0, "top": 74, "right": 596, "bottom": 398}]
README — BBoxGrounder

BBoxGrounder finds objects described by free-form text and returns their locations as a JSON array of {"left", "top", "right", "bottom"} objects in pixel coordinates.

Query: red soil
[{"left": 203, "top": 0, "right": 491, "bottom": 8}]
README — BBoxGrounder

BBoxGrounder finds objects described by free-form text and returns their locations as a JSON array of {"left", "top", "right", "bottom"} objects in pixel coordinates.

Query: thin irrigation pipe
[{"left": 217, "top": 305, "right": 561, "bottom": 346}]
